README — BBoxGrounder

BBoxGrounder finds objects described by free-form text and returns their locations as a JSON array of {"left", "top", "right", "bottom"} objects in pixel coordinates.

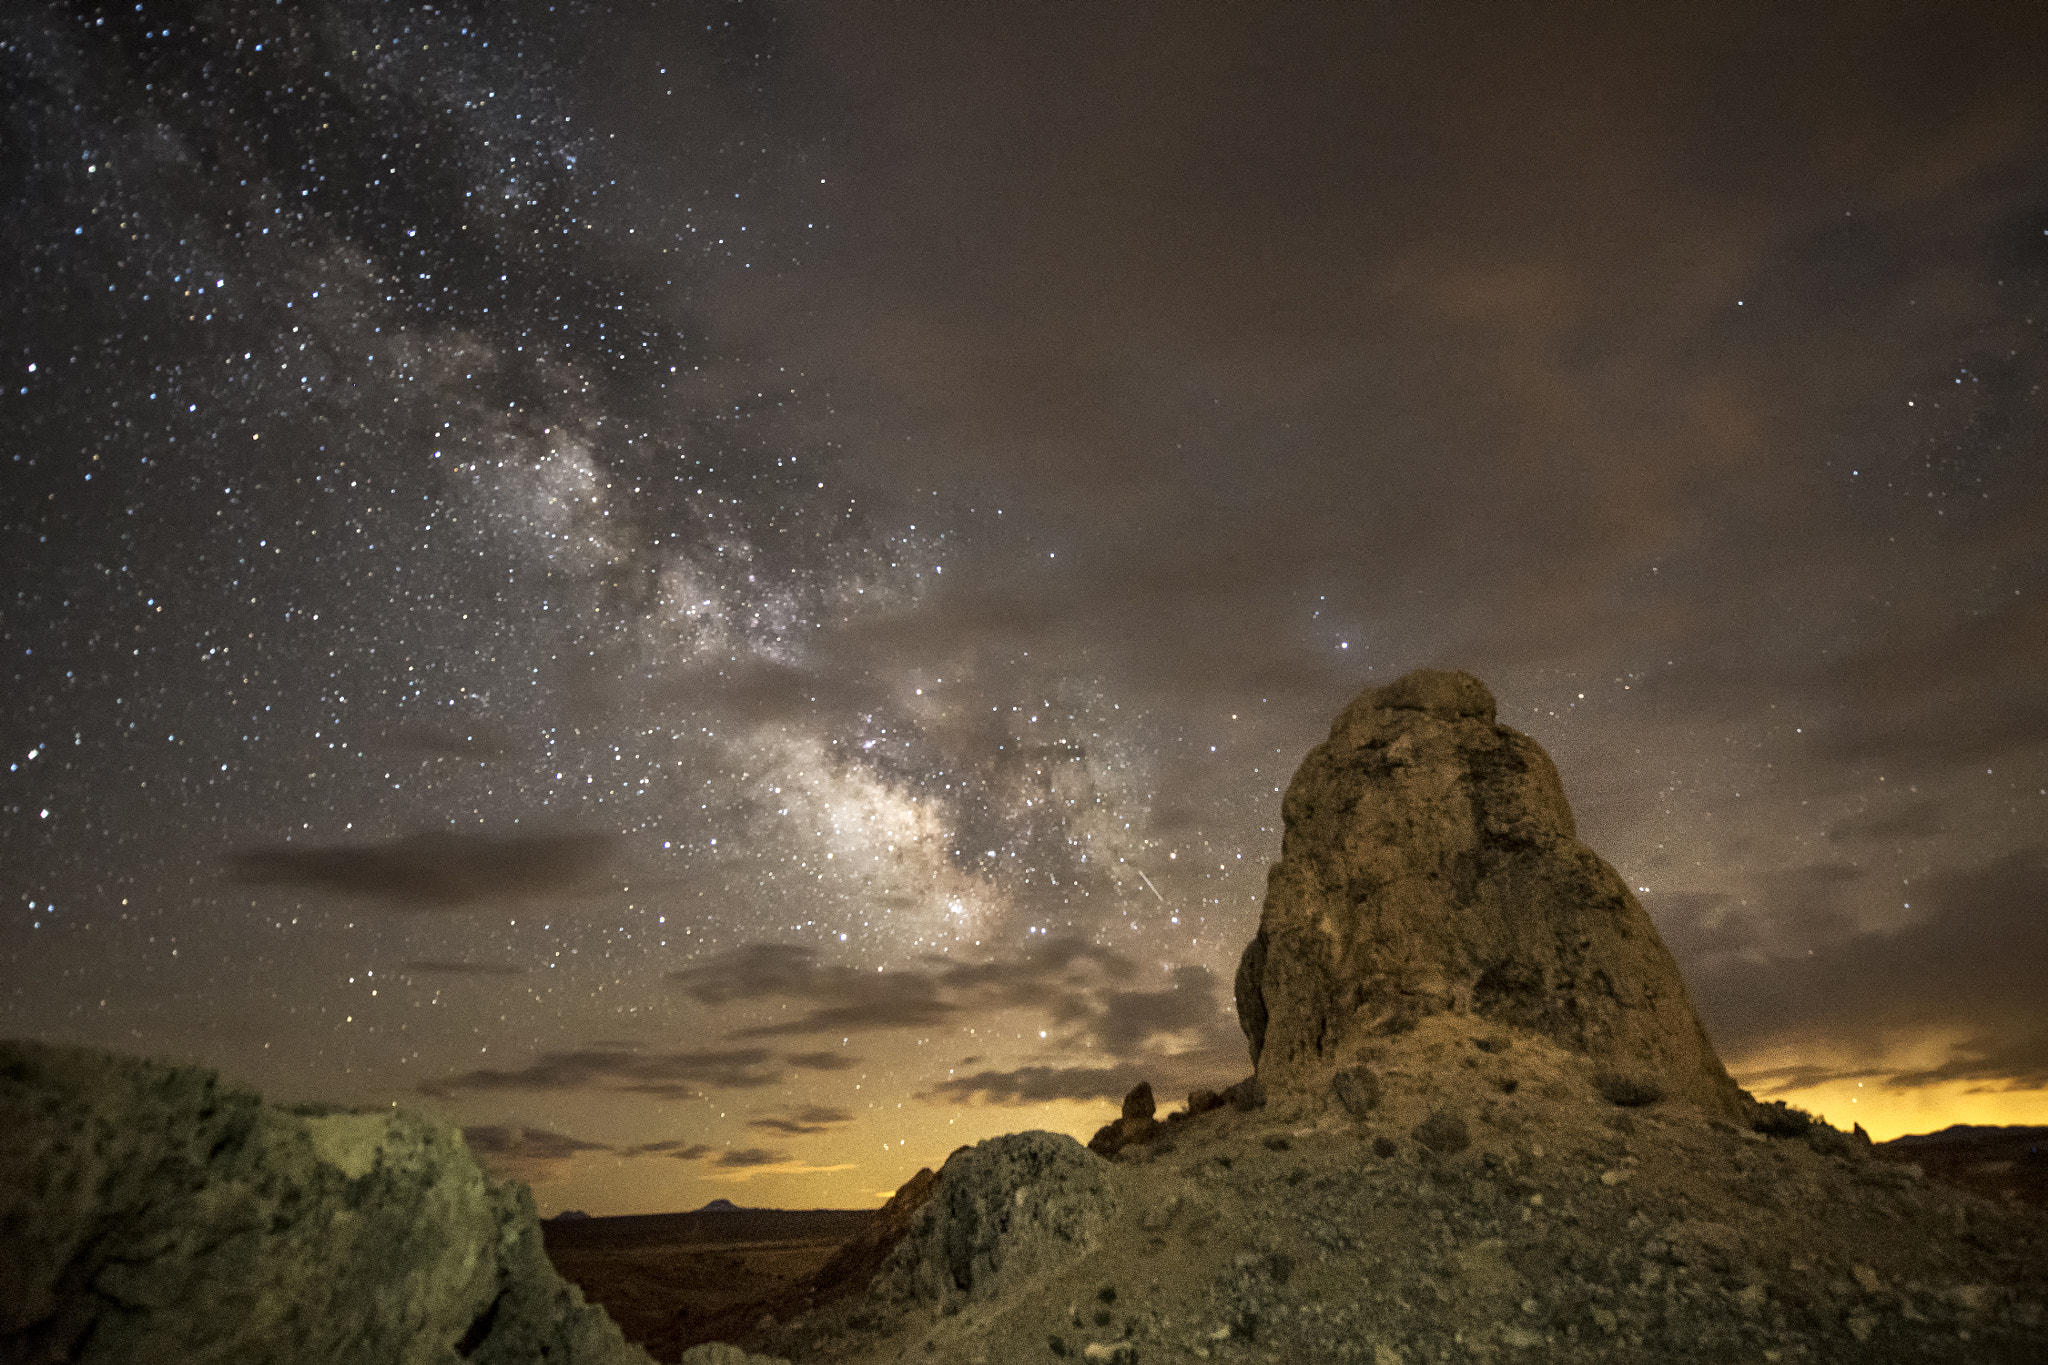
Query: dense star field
[{"left": 4, "top": 2, "right": 2046, "bottom": 1214}]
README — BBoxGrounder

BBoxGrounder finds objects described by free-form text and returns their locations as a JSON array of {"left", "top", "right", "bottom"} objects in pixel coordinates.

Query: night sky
[{"left": 5, "top": 1, "right": 2045, "bottom": 1215}]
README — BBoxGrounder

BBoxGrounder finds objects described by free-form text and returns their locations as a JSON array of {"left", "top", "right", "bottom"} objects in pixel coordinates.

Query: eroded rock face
[
  {"left": 874, "top": 1131, "right": 1116, "bottom": 1306},
  {"left": 1234, "top": 669, "right": 1743, "bottom": 1117},
  {"left": 0, "top": 1039, "right": 649, "bottom": 1365}
]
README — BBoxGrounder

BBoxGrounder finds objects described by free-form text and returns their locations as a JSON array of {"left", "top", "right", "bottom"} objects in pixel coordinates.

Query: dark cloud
[
  {"left": 1091, "top": 965, "right": 1232, "bottom": 1057},
  {"left": 1698, "top": 847, "right": 2048, "bottom": 1090},
  {"left": 618, "top": 1141, "right": 800, "bottom": 1168},
  {"left": 748, "top": 1105, "right": 853, "bottom": 1136},
  {"left": 459, "top": 1125, "right": 609, "bottom": 1184},
  {"left": 461, "top": 1124, "right": 609, "bottom": 1159},
  {"left": 420, "top": 1046, "right": 778, "bottom": 1098},
  {"left": 669, "top": 941, "right": 1023, "bottom": 1038},
  {"left": 715, "top": 1147, "right": 787, "bottom": 1169},
  {"left": 227, "top": 831, "right": 619, "bottom": 908},
  {"left": 922, "top": 1065, "right": 1144, "bottom": 1106},
  {"left": 673, "top": 938, "right": 1229, "bottom": 1058},
  {"left": 1808, "top": 599, "right": 2048, "bottom": 769},
  {"left": 670, "top": 943, "right": 837, "bottom": 1005},
  {"left": 621, "top": 1139, "right": 715, "bottom": 1159},
  {"left": 729, "top": 993, "right": 957, "bottom": 1039},
  {"left": 784, "top": 1050, "right": 862, "bottom": 1071},
  {"left": 1887, "top": 1025, "right": 2048, "bottom": 1092}
]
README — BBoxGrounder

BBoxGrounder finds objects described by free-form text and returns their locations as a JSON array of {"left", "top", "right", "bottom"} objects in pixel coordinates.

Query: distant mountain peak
[{"left": 698, "top": 1197, "right": 742, "bottom": 1212}]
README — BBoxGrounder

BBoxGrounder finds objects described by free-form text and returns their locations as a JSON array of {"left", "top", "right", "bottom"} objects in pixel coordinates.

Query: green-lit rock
[{"left": 0, "top": 1039, "right": 650, "bottom": 1364}]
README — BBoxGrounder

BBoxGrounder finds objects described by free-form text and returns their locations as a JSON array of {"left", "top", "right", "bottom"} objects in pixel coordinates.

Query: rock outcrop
[
  {"left": 0, "top": 1039, "right": 649, "bottom": 1364},
  {"left": 873, "top": 1131, "right": 1117, "bottom": 1307},
  {"left": 1087, "top": 1081, "right": 1165, "bottom": 1158},
  {"left": 803, "top": 1164, "right": 939, "bottom": 1301},
  {"left": 1234, "top": 669, "right": 1744, "bottom": 1116}
]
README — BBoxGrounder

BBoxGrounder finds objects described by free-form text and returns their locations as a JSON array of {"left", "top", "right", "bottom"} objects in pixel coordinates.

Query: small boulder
[
  {"left": 1331, "top": 1065, "right": 1382, "bottom": 1118},
  {"left": 1413, "top": 1108, "right": 1471, "bottom": 1155},
  {"left": 1086, "top": 1114, "right": 1162, "bottom": 1160}
]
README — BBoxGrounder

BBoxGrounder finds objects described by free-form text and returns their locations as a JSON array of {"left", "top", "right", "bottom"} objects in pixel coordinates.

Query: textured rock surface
[
  {"left": 677, "top": 1344, "right": 791, "bottom": 1365},
  {"left": 0, "top": 1039, "right": 649, "bottom": 1364},
  {"left": 758, "top": 1013, "right": 2047, "bottom": 1365},
  {"left": 1234, "top": 669, "right": 1744, "bottom": 1116},
  {"left": 874, "top": 1131, "right": 1117, "bottom": 1306}
]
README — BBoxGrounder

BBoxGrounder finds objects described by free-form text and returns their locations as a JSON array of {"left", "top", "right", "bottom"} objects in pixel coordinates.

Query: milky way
[
  {"left": 7, "top": 3, "right": 2048, "bottom": 1212},
  {"left": 3, "top": 2, "right": 1259, "bottom": 1209}
]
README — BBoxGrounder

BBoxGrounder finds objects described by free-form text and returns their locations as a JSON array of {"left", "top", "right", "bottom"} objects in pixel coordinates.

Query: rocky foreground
[
  {"left": 0, "top": 1037, "right": 651, "bottom": 1365},
  {"left": 740, "top": 1016, "right": 2046, "bottom": 1365}
]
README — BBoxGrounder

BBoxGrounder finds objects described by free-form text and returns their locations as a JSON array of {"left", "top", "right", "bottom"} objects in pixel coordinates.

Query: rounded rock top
[{"left": 1335, "top": 668, "right": 1497, "bottom": 733}]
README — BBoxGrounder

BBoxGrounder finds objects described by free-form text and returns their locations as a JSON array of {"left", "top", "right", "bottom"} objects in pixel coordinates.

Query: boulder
[
  {"left": 874, "top": 1132, "right": 1116, "bottom": 1306},
  {"left": 0, "top": 1039, "right": 649, "bottom": 1364},
  {"left": 1234, "top": 669, "right": 1744, "bottom": 1117}
]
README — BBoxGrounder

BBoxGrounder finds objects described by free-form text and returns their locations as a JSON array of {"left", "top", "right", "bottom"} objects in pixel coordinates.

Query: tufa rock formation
[
  {"left": 872, "top": 1131, "right": 1117, "bottom": 1307},
  {"left": 1235, "top": 668, "right": 1744, "bottom": 1117},
  {"left": 0, "top": 1039, "right": 650, "bottom": 1364}
]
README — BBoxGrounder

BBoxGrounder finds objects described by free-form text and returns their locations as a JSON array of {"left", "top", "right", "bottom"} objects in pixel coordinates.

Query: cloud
[
  {"left": 921, "top": 1064, "right": 1144, "bottom": 1105},
  {"left": 622, "top": 1139, "right": 717, "bottom": 1160},
  {"left": 460, "top": 1124, "right": 609, "bottom": 1184},
  {"left": 670, "top": 937, "right": 1229, "bottom": 1058},
  {"left": 1091, "top": 965, "right": 1231, "bottom": 1057},
  {"left": 421, "top": 1045, "right": 779, "bottom": 1098},
  {"left": 715, "top": 1146, "right": 788, "bottom": 1168},
  {"left": 1885, "top": 1025, "right": 2048, "bottom": 1091},
  {"left": 228, "top": 830, "right": 619, "bottom": 907},
  {"left": 748, "top": 1105, "right": 853, "bottom": 1136},
  {"left": 1699, "top": 847, "right": 2048, "bottom": 1092},
  {"left": 621, "top": 1141, "right": 857, "bottom": 1182},
  {"left": 785, "top": 1050, "right": 862, "bottom": 1071},
  {"left": 731, "top": 994, "right": 958, "bottom": 1038},
  {"left": 669, "top": 941, "right": 980, "bottom": 1036},
  {"left": 401, "top": 959, "right": 526, "bottom": 977}
]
